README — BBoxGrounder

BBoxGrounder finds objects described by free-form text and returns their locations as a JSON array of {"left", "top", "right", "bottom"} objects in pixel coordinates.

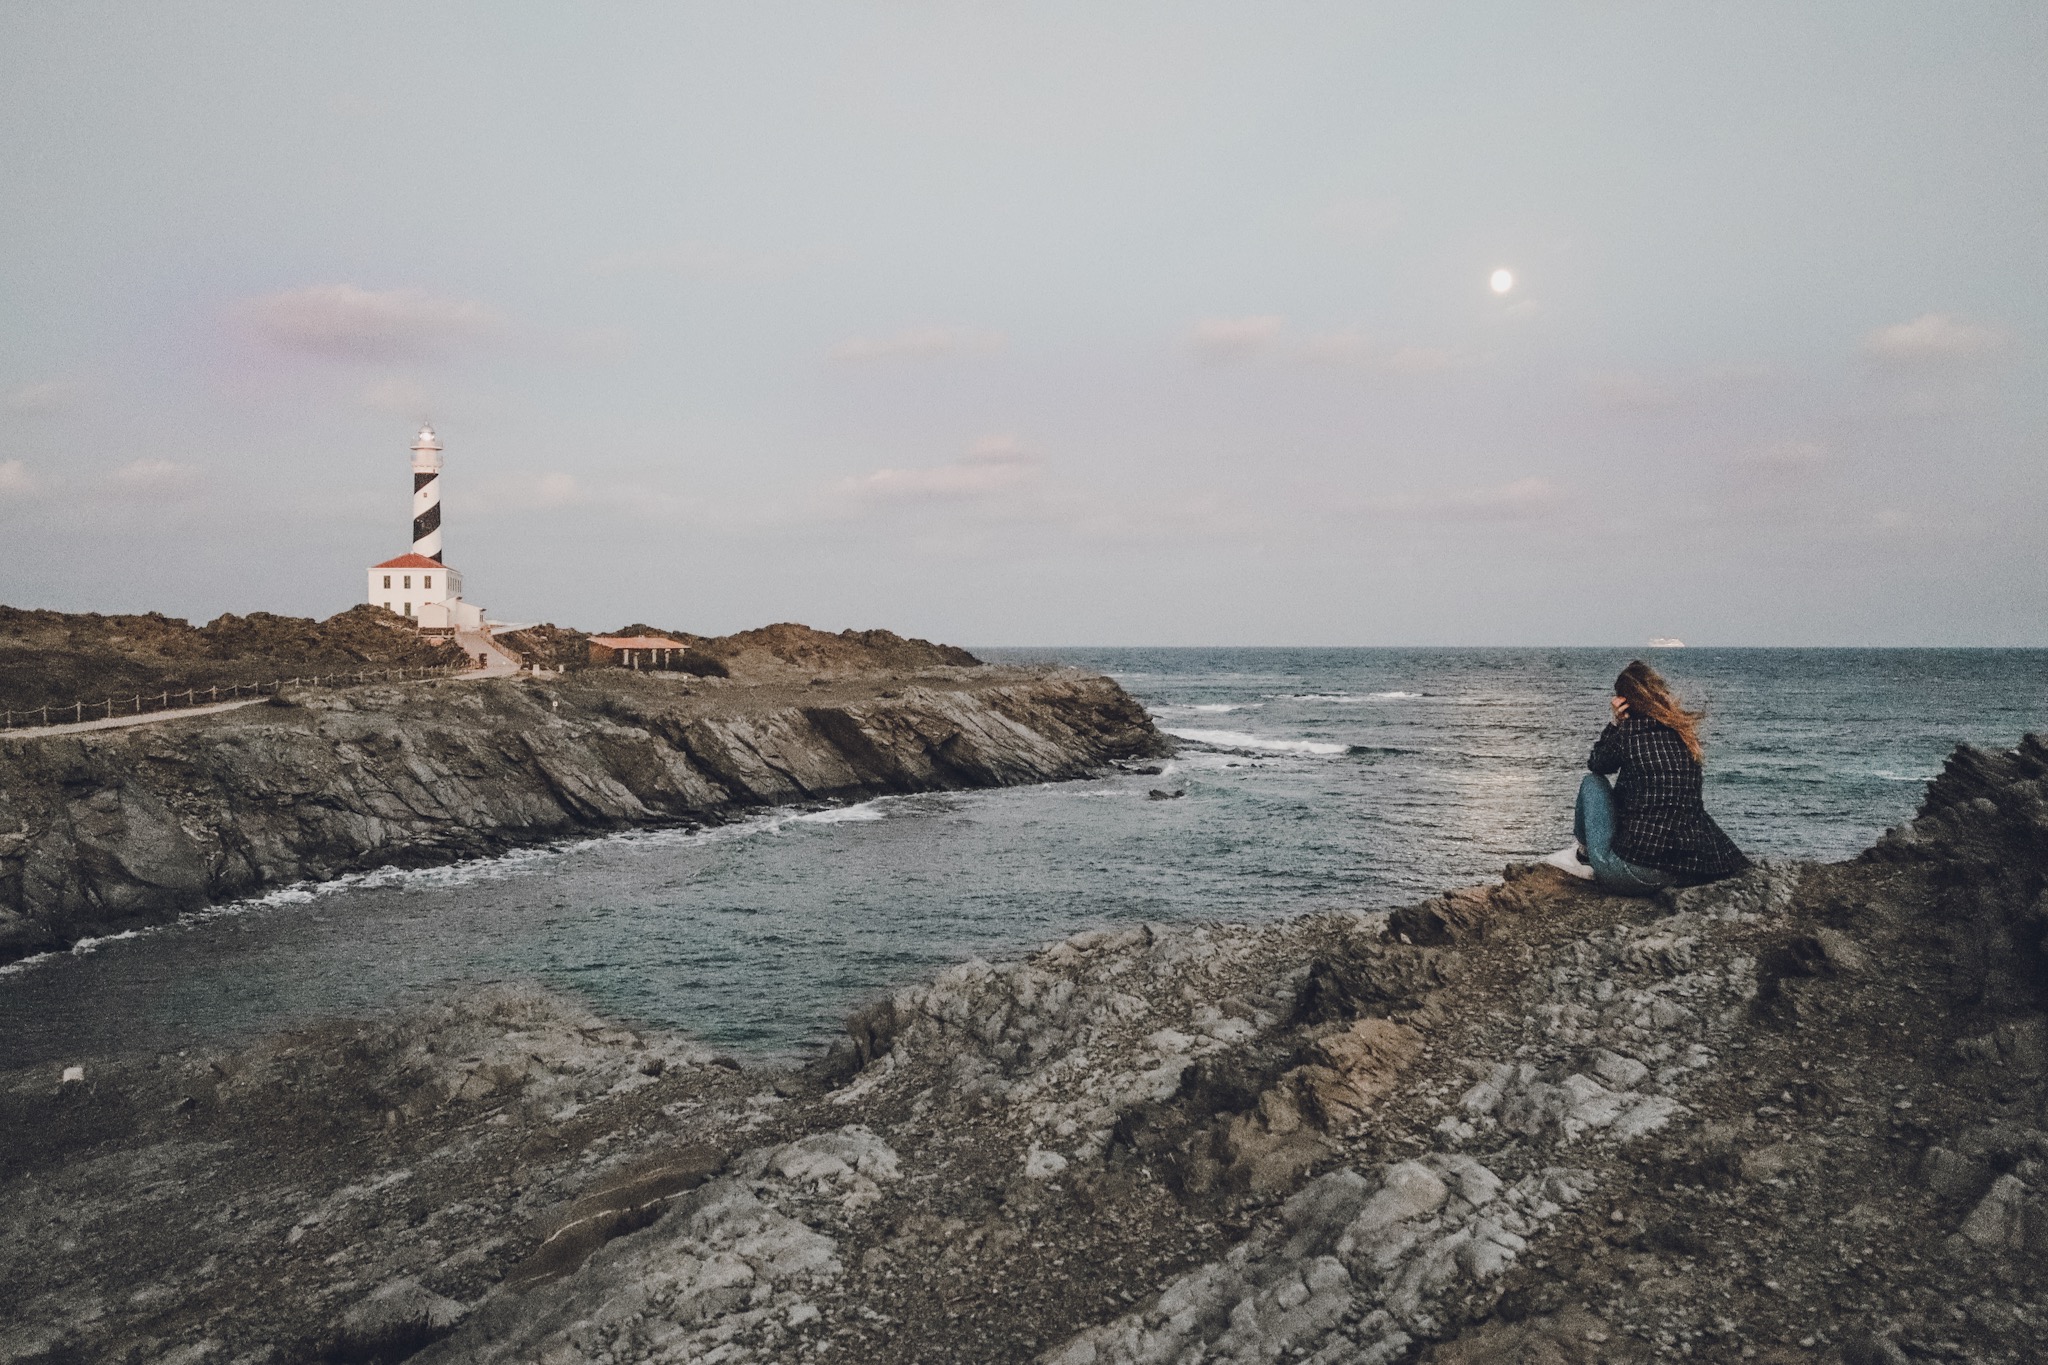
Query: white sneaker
[{"left": 1540, "top": 845, "right": 1596, "bottom": 880}]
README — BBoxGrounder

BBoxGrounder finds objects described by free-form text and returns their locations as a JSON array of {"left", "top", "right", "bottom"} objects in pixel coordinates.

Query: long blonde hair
[{"left": 1615, "top": 659, "right": 1706, "bottom": 763}]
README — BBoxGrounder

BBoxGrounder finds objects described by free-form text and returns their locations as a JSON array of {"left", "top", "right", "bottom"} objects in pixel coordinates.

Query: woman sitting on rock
[{"left": 1565, "top": 659, "right": 1749, "bottom": 894}]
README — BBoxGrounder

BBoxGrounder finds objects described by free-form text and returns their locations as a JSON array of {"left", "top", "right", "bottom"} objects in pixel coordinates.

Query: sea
[{"left": 2, "top": 648, "right": 2042, "bottom": 1069}]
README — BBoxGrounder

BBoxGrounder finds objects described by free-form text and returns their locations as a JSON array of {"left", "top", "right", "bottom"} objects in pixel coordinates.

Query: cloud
[
  {"left": 1190, "top": 319, "right": 1457, "bottom": 374},
  {"left": 1297, "top": 331, "right": 1458, "bottom": 375},
  {"left": 0, "top": 459, "right": 37, "bottom": 498},
  {"left": 467, "top": 471, "right": 590, "bottom": 514},
  {"left": 1721, "top": 440, "right": 1834, "bottom": 514},
  {"left": 1737, "top": 439, "right": 1828, "bottom": 471},
  {"left": 828, "top": 326, "right": 1006, "bottom": 364},
  {"left": 838, "top": 433, "right": 1041, "bottom": 505},
  {"left": 235, "top": 284, "right": 501, "bottom": 361},
  {"left": 563, "top": 326, "right": 636, "bottom": 360},
  {"left": 589, "top": 240, "right": 843, "bottom": 280},
  {"left": 1356, "top": 476, "right": 1561, "bottom": 522},
  {"left": 1309, "top": 197, "right": 1402, "bottom": 244},
  {"left": 1583, "top": 363, "right": 1781, "bottom": 413},
  {"left": 1861, "top": 313, "right": 2007, "bottom": 365},
  {"left": 1583, "top": 372, "right": 1682, "bottom": 412},
  {"left": 106, "top": 459, "right": 202, "bottom": 499},
  {"left": 1188, "top": 316, "right": 1284, "bottom": 362},
  {"left": 5, "top": 379, "right": 83, "bottom": 414},
  {"left": 533, "top": 473, "right": 583, "bottom": 507},
  {"left": 360, "top": 376, "right": 433, "bottom": 416}
]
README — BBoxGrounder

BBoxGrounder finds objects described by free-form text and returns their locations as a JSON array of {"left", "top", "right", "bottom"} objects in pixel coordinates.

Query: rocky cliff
[
  {"left": 0, "top": 665, "right": 1166, "bottom": 958},
  {"left": 2, "top": 736, "right": 2043, "bottom": 1365}
]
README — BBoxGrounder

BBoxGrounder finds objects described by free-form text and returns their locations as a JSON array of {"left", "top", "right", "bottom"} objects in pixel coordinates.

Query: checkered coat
[{"left": 1588, "top": 717, "right": 1749, "bottom": 884}]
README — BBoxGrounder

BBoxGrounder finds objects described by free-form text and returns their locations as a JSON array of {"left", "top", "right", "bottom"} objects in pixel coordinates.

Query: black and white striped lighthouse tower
[
  {"left": 411, "top": 425, "right": 444, "bottom": 563},
  {"left": 367, "top": 425, "right": 484, "bottom": 628}
]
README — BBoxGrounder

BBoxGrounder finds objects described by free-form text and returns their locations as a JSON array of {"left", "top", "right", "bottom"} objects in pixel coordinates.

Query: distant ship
[{"left": 1647, "top": 637, "right": 1686, "bottom": 649}]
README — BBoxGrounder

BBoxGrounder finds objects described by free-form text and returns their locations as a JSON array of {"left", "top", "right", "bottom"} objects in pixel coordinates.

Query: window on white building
[
  {"left": 383, "top": 575, "right": 391, "bottom": 588},
  {"left": 424, "top": 575, "right": 433, "bottom": 590},
  {"left": 404, "top": 603, "right": 413, "bottom": 616},
  {"left": 403, "top": 575, "right": 412, "bottom": 589},
  {"left": 384, "top": 602, "right": 393, "bottom": 611}
]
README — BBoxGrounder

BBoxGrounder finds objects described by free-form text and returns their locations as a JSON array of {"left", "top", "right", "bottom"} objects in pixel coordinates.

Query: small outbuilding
[{"left": 588, "top": 635, "right": 694, "bottom": 670}]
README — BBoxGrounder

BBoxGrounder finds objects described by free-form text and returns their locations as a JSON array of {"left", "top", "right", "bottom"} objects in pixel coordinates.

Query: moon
[{"left": 1490, "top": 268, "right": 1514, "bottom": 294}]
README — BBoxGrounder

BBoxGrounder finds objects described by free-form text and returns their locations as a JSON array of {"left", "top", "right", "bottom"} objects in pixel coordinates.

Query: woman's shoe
[{"left": 1540, "top": 845, "right": 1596, "bottom": 881}]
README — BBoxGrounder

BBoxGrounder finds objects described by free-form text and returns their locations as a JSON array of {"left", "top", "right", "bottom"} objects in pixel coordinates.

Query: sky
[{"left": 1, "top": 2, "right": 2043, "bottom": 646}]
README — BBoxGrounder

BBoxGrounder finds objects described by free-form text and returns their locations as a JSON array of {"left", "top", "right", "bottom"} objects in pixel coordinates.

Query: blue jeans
[{"left": 1574, "top": 774, "right": 1673, "bottom": 896}]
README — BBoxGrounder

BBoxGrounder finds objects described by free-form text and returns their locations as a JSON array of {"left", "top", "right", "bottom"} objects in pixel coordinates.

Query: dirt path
[
  {"left": 0, "top": 696, "right": 265, "bottom": 739},
  {"left": 0, "top": 652, "right": 517, "bottom": 740},
  {"left": 455, "top": 627, "right": 522, "bottom": 679}
]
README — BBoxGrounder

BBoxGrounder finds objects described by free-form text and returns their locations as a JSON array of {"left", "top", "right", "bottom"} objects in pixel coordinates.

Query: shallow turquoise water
[{"left": 3, "top": 648, "right": 2041, "bottom": 1066}]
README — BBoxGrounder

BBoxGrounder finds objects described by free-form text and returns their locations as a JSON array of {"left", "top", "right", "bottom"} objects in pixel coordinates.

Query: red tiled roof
[
  {"left": 589, "top": 635, "right": 691, "bottom": 650},
  {"left": 373, "top": 553, "right": 444, "bottom": 569}
]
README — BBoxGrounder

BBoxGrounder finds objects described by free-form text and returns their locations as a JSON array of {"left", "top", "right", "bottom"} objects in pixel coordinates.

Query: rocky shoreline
[
  {"left": 1, "top": 735, "right": 2043, "bottom": 1364},
  {"left": 0, "top": 662, "right": 1166, "bottom": 959}
]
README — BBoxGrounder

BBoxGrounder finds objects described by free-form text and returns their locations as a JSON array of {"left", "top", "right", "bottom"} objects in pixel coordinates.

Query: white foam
[
  {"left": 793, "top": 801, "right": 888, "bottom": 824},
  {"left": 1165, "top": 727, "right": 1348, "bottom": 756},
  {"left": 67, "top": 930, "right": 142, "bottom": 956}
]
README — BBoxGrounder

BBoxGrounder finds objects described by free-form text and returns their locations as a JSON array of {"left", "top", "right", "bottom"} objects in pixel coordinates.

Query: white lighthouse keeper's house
[{"left": 365, "top": 425, "right": 487, "bottom": 631}]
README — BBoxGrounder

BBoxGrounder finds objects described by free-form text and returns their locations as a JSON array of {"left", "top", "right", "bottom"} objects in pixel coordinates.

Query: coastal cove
[{"left": 1, "top": 646, "right": 2038, "bottom": 1069}]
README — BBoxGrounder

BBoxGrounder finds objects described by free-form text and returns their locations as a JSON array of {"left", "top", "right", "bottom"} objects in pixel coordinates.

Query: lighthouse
[
  {"left": 410, "top": 424, "right": 444, "bottom": 561},
  {"left": 365, "top": 425, "right": 487, "bottom": 631}
]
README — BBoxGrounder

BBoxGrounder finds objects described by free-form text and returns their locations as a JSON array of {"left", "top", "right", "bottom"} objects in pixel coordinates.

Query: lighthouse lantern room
[{"left": 365, "top": 426, "right": 487, "bottom": 631}]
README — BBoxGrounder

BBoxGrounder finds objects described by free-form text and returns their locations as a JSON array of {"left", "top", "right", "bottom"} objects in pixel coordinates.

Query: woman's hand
[{"left": 1610, "top": 695, "right": 1630, "bottom": 723}]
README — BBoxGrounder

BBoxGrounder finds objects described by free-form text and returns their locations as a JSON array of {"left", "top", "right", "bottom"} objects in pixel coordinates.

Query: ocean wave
[
  {"left": 1153, "top": 702, "right": 1254, "bottom": 715},
  {"left": 1165, "top": 727, "right": 1350, "bottom": 756},
  {"left": 792, "top": 801, "right": 888, "bottom": 824},
  {"left": 65, "top": 929, "right": 143, "bottom": 957},
  {"left": 1272, "top": 691, "right": 1421, "bottom": 704}
]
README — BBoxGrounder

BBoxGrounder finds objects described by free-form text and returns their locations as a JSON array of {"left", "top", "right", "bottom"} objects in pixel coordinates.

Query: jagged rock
[
  {"left": 504, "top": 1143, "right": 729, "bottom": 1291},
  {"left": 1293, "top": 1017, "right": 1424, "bottom": 1129},
  {"left": 7, "top": 731, "right": 2048, "bottom": 1363},
  {"left": 328, "top": 1276, "right": 466, "bottom": 1361},
  {"left": 1959, "top": 1173, "right": 2036, "bottom": 1251},
  {"left": 1292, "top": 941, "right": 1449, "bottom": 1025},
  {"left": 415, "top": 1180, "right": 841, "bottom": 1365},
  {"left": 1921, "top": 1145, "right": 1991, "bottom": 1203}
]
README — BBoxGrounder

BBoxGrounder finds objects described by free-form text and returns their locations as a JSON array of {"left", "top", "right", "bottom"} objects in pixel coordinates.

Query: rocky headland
[
  {"left": 3, "top": 735, "right": 2044, "bottom": 1364},
  {"left": 0, "top": 604, "right": 464, "bottom": 716},
  {"left": 0, "top": 637, "right": 1166, "bottom": 958}
]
